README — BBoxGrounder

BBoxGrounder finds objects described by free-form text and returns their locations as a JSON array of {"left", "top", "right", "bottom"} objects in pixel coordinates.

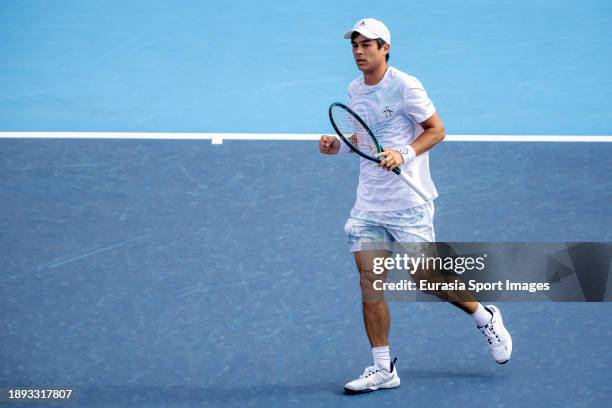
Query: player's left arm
[
  {"left": 411, "top": 112, "right": 446, "bottom": 155},
  {"left": 377, "top": 112, "right": 446, "bottom": 170}
]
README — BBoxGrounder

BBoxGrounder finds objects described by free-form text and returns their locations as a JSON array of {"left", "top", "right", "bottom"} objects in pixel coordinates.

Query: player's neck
[{"left": 363, "top": 64, "right": 389, "bottom": 86}]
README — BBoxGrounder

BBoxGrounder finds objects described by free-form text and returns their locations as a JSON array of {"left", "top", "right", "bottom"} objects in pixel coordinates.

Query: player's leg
[
  {"left": 355, "top": 249, "right": 392, "bottom": 348},
  {"left": 386, "top": 202, "right": 512, "bottom": 364},
  {"left": 343, "top": 210, "right": 400, "bottom": 394}
]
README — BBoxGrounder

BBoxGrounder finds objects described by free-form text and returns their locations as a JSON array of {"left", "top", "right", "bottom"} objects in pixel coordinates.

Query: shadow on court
[{"left": 73, "top": 369, "right": 502, "bottom": 406}]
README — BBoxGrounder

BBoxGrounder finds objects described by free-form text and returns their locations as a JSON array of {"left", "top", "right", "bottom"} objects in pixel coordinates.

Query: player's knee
[
  {"left": 409, "top": 267, "right": 441, "bottom": 296},
  {"left": 359, "top": 271, "right": 375, "bottom": 291},
  {"left": 409, "top": 267, "right": 428, "bottom": 286},
  {"left": 359, "top": 270, "right": 384, "bottom": 299}
]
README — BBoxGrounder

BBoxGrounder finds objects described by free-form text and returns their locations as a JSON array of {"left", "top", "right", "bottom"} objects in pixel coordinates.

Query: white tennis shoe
[
  {"left": 344, "top": 358, "right": 400, "bottom": 394},
  {"left": 479, "top": 305, "right": 512, "bottom": 364}
]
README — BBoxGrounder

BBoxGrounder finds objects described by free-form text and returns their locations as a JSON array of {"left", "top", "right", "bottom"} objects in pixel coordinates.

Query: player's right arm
[{"left": 319, "top": 135, "right": 341, "bottom": 154}]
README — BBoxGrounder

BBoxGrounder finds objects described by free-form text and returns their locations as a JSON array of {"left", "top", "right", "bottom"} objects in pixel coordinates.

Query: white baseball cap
[{"left": 343, "top": 18, "right": 391, "bottom": 45}]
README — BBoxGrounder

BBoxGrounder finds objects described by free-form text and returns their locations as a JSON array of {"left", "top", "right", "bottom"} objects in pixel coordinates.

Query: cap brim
[{"left": 343, "top": 28, "right": 379, "bottom": 40}]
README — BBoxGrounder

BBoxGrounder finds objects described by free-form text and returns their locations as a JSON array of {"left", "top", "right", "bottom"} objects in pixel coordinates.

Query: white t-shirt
[{"left": 345, "top": 66, "right": 438, "bottom": 211}]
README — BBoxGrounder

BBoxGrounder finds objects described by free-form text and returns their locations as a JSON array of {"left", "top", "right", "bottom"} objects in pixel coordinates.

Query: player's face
[{"left": 351, "top": 34, "right": 388, "bottom": 72}]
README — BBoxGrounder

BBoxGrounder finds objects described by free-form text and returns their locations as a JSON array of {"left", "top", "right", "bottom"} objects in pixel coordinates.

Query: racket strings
[{"left": 331, "top": 106, "right": 376, "bottom": 154}]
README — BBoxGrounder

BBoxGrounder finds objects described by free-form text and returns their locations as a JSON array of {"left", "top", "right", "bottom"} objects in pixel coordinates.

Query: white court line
[{"left": 0, "top": 132, "right": 612, "bottom": 143}]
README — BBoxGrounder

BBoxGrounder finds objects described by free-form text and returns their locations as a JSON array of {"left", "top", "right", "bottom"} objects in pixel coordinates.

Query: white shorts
[{"left": 344, "top": 202, "right": 435, "bottom": 253}]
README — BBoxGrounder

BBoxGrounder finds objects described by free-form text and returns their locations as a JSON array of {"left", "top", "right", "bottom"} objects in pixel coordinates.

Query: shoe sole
[
  {"left": 344, "top": 378, "right": 400, "bottom": 394},
  {"left": 344, "top": 385, "right": 399, "bottom": 395}
]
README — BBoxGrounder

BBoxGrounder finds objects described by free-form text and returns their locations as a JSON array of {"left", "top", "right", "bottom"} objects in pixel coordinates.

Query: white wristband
[{"left": 398, "top": 145, "right": 416, "bottom": 164}]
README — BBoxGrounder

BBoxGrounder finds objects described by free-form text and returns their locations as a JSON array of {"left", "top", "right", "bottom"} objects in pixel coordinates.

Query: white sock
[
  {"left": 472, "top": 303, "right": 493, "bottom": 328},
  {"left": 372, "top": 346, "right": 391, "bottom": 371}
]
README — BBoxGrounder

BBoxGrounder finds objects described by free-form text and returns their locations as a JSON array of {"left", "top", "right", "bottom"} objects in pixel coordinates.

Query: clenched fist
[{"left": 319, "top": 135, "right": 341, "bottom": 155}]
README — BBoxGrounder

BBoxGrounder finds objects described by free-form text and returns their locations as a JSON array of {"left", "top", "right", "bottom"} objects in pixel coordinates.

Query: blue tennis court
[{"left": 1, "top": 1, "right": 611, "bottom": 407}]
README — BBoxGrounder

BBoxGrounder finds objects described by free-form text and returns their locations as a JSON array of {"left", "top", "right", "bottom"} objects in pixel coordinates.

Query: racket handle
[{"left": 396, "top": 169, "right": 433, "bottom": 202}]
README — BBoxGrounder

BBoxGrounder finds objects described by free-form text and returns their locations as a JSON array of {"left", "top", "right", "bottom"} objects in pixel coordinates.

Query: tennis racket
[{"left": 328, "top": 102, "right": 432, "bottom": 202}]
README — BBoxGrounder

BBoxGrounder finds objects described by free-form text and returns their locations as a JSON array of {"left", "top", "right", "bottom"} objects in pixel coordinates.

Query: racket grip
[{"left": 396, "top": 170, "right": 433, "bottom": 202}]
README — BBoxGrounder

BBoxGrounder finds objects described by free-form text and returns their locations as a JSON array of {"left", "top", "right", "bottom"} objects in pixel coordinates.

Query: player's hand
[
  {"left": 375, "top": 150, "right": 404, "bottom": 171},
  {"left": 319, "top": 135, "right": 341, "bottom": 154}
]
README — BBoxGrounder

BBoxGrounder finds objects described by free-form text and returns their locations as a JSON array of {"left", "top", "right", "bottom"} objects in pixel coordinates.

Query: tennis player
[{"left": 319, "top": 18, "right": 512, "bottom": 394}]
